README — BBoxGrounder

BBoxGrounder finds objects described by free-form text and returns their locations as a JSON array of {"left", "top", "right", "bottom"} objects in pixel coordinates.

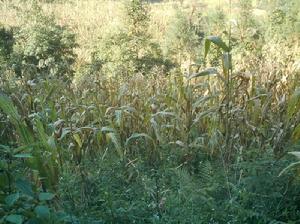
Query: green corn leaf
[
  {"left": 106, "top": 132, "right": 123, "bottom": 159},
  {"left": 204, "top": 36, "right": 230, "bottom": 58},
  {"left": 289, "top": 151, "right": 300, "bottom": 160},
  {"left": 12, "top": 143, "right": 38, "bottom": 155},
  {"left": 222, "top": 52, "right": 232, "bottom": 70},
  {"left": 0, "top": 144, "right": 11, "bottom": 153},
  {"left": 47, "top": 136, "right": 56, "bottom": 150},
  {"left": 0, "top": 94, "right": 34, "bottom": 145},
  {"left": 120, "top": 106, "right": 137, "bottom": 113},
  {"left": 204, "top": 38, "right": 211, "bottom": 58},
  {"left": 34, "top": 119, "right": 48, "bottom": 146},
  {"left": 0, "top": 94, "right": 21, "bottom": 126},
  {"left": 13, "top": 153, "right": 32, "bottom": 158},
  {"left": 192, "top": 95, "right": 216, "bottom": 110},
  {"left": 150, "top": 118, "right": 162, "bottom": 143},
  {"left": 279, "top": 161, "right": 300, "bottom": 177},
  {"left": 101, "top": 126, "right": 115, "bottom": 133},
  {"left": 152, "top": 111, "right": 176, "bottom": 117},
  {"left": 59, "top": 128, "right": 71, "bottom": 140},
  {"left": 73, "top": 133, "right": 82, "bottom": 148},
  {"left": 187, "top": 68, "right": 218, "bottom": 80},
  {"left": 287, "top": 88, "right": 300, "bottom": 118},
  {"left": 115, "top": 110, "right": 122, "bottom": 127},
  {"left": 126, "top": 133, "right": 155, "bottom": 148}
]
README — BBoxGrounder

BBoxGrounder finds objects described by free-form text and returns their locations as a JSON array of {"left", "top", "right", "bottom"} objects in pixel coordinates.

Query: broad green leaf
[
  {"left": 59, "top": 128, "right": 71, "bottom": 140},
  {"left": 187, "top": 68, "right": 218, "bottom": 80},
  {"left": 150, "top": 118, "right": 162, "bottom": 143},
  {"left": 47, "top": 136, "right": 56, "bottom": 150},
  {"left": 204, "top": 36, "right": 230, "bottom": 58},
  {"left": 193, "top": 95, "right": 215, "bottom": 110},
  {"left": 126, "top": 133, "right": 155, "bottom": 148},
  {"left": 12, "top": 143, "right": 37, "bottom": 154},
  {"left": 38, "top": 192, "right": 55, "bottom": 201},
  {"left": 101, "top": 127, "right": 115, "bottom": 133},
  {"left": 34, "top": 205, "right": 50, "bottom": 218},
  {"left": 287, "top": 88, "right": 300, "bottom": 118},
  {"left": 204, "top": 38, "right": 211, "bottom": 58},
  {"left": 115, "top": 110, "right": 122, "bottom": 127},
  {"left": 192, "top": 106, "right": 219, "bottom": 126},
  {"left": 222, "top": 52, "right": 232, "bottom": 70},
  {"left": 120, "top": 106, "right": 137, "bottom": 113},
  {"left": 279, "top": 161, "right": 300, "bottom": 177},
  {"left": 289, "top": 151, "right": 300, "bottom": 160},
  {"left": 73, "top": 133, "right": 82, "bottom": 148},
  {"left": 0, "top": 94, "right": 34, "bottom": 145},
  {"left": 53, "top": 119, "right": 65, "bottom": 128},
  {"left": 106, "top": 132, "right": 123, "bottom": 159},
  {"left": 167, "top": 140, "right": 186, "bottom": 147},
  {"left": 152, "top": 111, "right": 176, "bottom": 118},
  {"left": 5, "top": 193, "right": 20, "bottom": 206},
  {"left": 5, "top": 214, "right": 23, "bottom": 224},
  {"left": 207, "top": 36, "right": 230, "bottom": 51},
  {"left": 79, "top": 126, "right": 97, "bottom": 131},
  {"left": 15, "top": 179, "right": 34, "bottom": 197},
  {"left": 13, "top": 153, "right": 32, "bottom": 158},
  {"left": 0, "top": 144, "right": 11, "bottom": 152},
  {"left": 34, "top": 119, "right": 48, "bottom": 146},
  {"left": 0, "top": 94, "right": 21, "bottom": 125},
  {"left": 105, "top": 106, "right": 116, "bottom": 115}
]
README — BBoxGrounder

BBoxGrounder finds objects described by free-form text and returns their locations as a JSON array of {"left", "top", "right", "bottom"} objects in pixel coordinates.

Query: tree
[{"left": 164, "top": 8, "right": 204, "bottom": 72}]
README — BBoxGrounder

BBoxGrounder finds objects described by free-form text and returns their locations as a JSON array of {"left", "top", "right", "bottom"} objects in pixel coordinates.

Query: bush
[
  {"left": 91, "top": 0, "right": 171, "bottom": 79},
  {"left": 163, "top": 8, "right": 204, "bottom": 69},
  {"left": 12, "top": 4, "right": 77, "bottom": 83},
  {"left": 0, "top": 25, "right": 14, "bottom": 67}
]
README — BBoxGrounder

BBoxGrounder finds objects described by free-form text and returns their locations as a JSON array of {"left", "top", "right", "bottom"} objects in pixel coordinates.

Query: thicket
[{"left": 0, "top": 0, "right": 300, "bottom": 223}]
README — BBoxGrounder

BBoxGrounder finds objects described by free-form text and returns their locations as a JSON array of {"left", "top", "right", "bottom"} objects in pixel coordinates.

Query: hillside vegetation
[{"left": 0, "top": 0, "right": 300, "bottom": 223}]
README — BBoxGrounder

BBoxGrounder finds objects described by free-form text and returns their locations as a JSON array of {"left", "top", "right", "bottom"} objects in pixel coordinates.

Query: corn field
[{"left": 0, "top": 0, "right": 300, "bottom": 223}]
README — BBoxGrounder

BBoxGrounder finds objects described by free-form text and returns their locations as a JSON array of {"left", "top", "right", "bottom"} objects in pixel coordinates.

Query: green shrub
[
  {"left": 12, "top": 4, "right": 76, "bottom": 83},
  {"left": 91, "top": 0, "right": 171, "bottom": 79},
  {"left": 0, "top": 26, "right": 14, "bottom": 65},
  {"left": 163, "top": 8, "right": 204, "bottom": 68}
]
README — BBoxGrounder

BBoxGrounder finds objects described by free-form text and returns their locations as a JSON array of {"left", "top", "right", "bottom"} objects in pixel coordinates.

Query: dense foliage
[{"left": 0, "top": 0, "right": 300, "bottom": 223}]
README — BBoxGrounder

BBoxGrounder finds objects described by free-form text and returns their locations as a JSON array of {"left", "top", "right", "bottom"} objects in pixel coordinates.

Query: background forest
[{"left": 0, "top": 0, "right": 300, "bottom": 223}]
